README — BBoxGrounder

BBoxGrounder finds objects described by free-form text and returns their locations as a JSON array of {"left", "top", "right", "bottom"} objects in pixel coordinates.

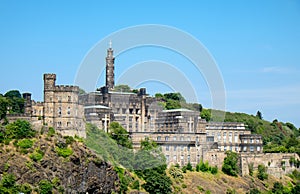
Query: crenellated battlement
[
  {"left": 44, "top": 73, "right": 56, "bottom": 80},
  {"left": 54, "top": 85, "right": 79, "bottom": 92}
]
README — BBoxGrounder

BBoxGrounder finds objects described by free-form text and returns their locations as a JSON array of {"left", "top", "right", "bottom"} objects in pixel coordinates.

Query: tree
[
  {"left": 256, "top": 111, "right": 262, "bottom": 120},
  {"left": 5, "top": 119, "right": 35, "bottom": 139},
  {"left": 0, "top": 96, "right": 9, "bottom": 120},
  {"left": 114, "top": 85, "right": 132, "bottom": 93},
  {"left": 109, "top": 122, "right": 132, "bottom": 149},
  {"left": 257, "top": 164, "right": 268, "bottom": 180},
  {"left": 4, "top": 90, "right": 25, "bottom": 114},
  {"left": 222, "top": 151, "right": 239, "bottom": 176},
  {"left": 200, "top": 109, "right": 211, "bottom": 122},
  {"left": 272, "top": 182, "right": 284, "bottom": 194}
]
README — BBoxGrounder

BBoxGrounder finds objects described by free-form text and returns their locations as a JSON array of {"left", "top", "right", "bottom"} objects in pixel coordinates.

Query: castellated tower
[
  {"left": 43, "top": 73, "right": 86, "bottom": 138},
  {"left": 106, "top": 42, "right": 115, "bottom": 90},
  {"left": 43, "top": 74, "right": 56, "bottom": 126}
]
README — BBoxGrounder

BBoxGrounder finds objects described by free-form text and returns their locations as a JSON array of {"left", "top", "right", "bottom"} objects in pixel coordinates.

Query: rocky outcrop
[{"left": 0, "top": 136, "right": 120, "bottom": 193}]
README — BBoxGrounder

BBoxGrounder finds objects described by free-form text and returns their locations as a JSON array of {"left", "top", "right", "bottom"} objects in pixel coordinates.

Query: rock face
[{"left": 0, "top": 136, "right": 120, "bottom": 193}]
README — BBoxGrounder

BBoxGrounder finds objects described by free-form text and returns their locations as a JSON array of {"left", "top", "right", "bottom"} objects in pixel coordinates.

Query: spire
[{"left": 109, "top": 40, "right": 112, "bottom": 49}]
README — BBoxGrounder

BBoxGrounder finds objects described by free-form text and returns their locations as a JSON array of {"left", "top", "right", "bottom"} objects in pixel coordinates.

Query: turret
[
  {"left": 44, "top": 74, "right": 56, "bottom": 91},
  {"left": 22, "top": 93, "right": 32, "bottom": 115}
]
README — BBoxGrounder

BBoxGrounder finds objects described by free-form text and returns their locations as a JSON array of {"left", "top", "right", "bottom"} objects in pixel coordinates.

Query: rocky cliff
[{"left": 0, "top": 135, "right": 120, "bottom": 193}]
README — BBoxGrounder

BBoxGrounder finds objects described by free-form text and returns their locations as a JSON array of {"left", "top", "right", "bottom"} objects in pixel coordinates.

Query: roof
[
  {"left": 84, "top": 105, "right": 110, "bottom": 109},
  {"left": 162, "top": 108, "right": 196, "bottom": 113}
]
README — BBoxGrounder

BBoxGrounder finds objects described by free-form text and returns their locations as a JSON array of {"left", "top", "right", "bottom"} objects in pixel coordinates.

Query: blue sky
[{"left": 0, "top": 0, "right": 299, "bottom": 127}]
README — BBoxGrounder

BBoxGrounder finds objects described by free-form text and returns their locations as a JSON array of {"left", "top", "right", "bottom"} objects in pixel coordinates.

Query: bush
[
  {"left": 64, "top": 136, "right": 75, "bottom": 145},
  {"left": 182, "top": 165, "right": 187, "bottom": 173},
  {"left": 130, "top": 180, "right": 140, "bottom": 190},
  {"left": 210, "top": 166, "right": 218, "bottom": 174},
  {"left": 222, "top": 151, "right": 239, "bottom": 176},
  {"left": 168, "top": 165, "right": 184, "bottom": 179},
  {"left": 17, "top": 139, "right": 33, "bottom": 149},
  {"left": 257, "top": 164, "right": 268, "bottom": 180},
  {"left": 39, "top": 180, "right": 53, "bottom": 194},
  {"left": 29, "top": 149, "right": 44, "bottom": 161},
  {"left": 47, "top": 127, "right": 55, "bottom": 137},
  {"left": 5, "top": 120, "right": 35, "bottom": 139},
  {"left": 55, "top": 147, "right": 73, "bottom": 158},
  {"left": 186, "top": 162, "right": 193, "bottom": 171}
]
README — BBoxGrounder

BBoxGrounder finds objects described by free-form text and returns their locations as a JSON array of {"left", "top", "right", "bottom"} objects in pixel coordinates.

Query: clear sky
[{"left": 0, "top": 0, "right": 299, "bottom": 127}]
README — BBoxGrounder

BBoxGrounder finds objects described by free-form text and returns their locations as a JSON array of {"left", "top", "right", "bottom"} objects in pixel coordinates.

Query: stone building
[
  {"left": 7, "top": 74, "right": 86, "bottom": 138},
  {"left": 80, "top": 44, "right": 264, "bottom": 167}
]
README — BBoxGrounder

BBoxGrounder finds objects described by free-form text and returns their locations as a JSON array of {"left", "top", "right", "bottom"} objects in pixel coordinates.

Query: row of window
[
  {"left": 157, "top": 136, "right": 196, "bottom": 141},
  {"left": 218, "top": 145, "right": 261, "bottom": 152},
  {"left": 163, "top": 145, "right": 191, "bottom": 152}
]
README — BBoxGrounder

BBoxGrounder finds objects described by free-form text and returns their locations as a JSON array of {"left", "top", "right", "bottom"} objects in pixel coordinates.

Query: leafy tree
[
  {"left": 165, "top": 99, "right": 181, "bottom": 110},
  {"left": 155, "top": 93, "right": 164, "bottom": 98},
  {"left": 168, "top": 165, "right": 183, "bottom": 179},
  {"left": 0, "top": 96, "right": 9, "bottom": 120},
  {"left": 109, "top": 122, "right": 132, "bottom": 149},
  {"left": 186, "top": 162, "right": 193, "bottom": 171},
  {"left": 5, "top": 119, "right": 35, "bottom": 139},
  {"left": 200, "top": 109, "right": 211, "bottom": 121},
  {"left": 39, "top": 180, "right": 53, "bottom": 194},
  {"left": 114, "top": 85, "right": 132, "bottom": 93},
  {"left": 272, "top": 182, "right": 284, "bottom": 194},
  {"left": 256, "top": 111, "right": 262, "bottom": 120},
  {"left": 222, "top": 151, "right": 239, "bottom": 176},
  {"left": 4, "top": 90, "right": 25, "bottom": 114},
  {"left": 257, "top": 164, "right": 268, "bottom": 180},
  {"left": 134, "top": 137, "right": 172, "bottom": 194}
]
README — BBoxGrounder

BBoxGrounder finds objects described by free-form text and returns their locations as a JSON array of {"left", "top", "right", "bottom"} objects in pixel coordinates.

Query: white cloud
[{"left": 260, "top": 66, "right": 292, "bottom": 74}]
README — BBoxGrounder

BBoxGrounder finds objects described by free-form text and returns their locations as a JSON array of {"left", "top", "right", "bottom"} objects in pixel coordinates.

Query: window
[
  {"left": 217, "top": 132, "right": 221, "bottom": 142},
  {"left": 180, "top": 136, "right": 184, "bottom": 141},
  {"left": 229, "top": 132, "right": 232, "bottom": 143},
  {"left": 187, "top": 146, "right": 190, "bottom": 151},
  {"left": 230, "top": 146, "right": 233, "bottom": 151},
  {"left": 187, "top": 155, "right": 190, "bottom": 162},
  {"left": 58, "top": 107, "right": 62, "bottom": 117},
  {"left": 181, "top": 145, "right": 184, "bottom": 151},
  {"left": 166, "top": 145, "right": 169, "bottom": 151},
  {"left": 243, "top": 146, "right": 247, "bottom": 152},
  {"left": 223, "top": 132, "right": 227, "bottom": 143},
  {"left": 224, "top": 146, "right": 227, "bottom": 151},
  {"left": 174, "top": 146, "right": 177, "bottom": 151},
  {"left": 180, "top": 155, "right": 184, "bottom": 161},
  {"left": 165, "top": 136, "right": 169, "bottom": 141},
  {"left": 157, "top": 136, "right": 161, "bottom": 141},
  {"left": 58, "top": 96, "right": 61, "bottom": 103},
  {"left": 257, "top": 146, "right": 261, "bottom": 152},
  {"left": 173, "top": 136, "right": 177, "bottom": 141},
  {"left": 68, "top": 96, "right": 71, "bottom": 102},
  {"left": 67, "top": 107, "right": 71, "bottom": 115},
  {"left": 244, "top": 140, "right": 248, "bottom": 143},
  {"left": 234, "top": 132, "right": 238, "bottom": 143},
  {"left": 173, "top": 155, "right": 177, "bottom": 162},
  {"left": 256, "top": 139, "right": 260, "bottom": 143},
  {"left": 187, "top": 136, "right": 191, "bottom": 141},
  {"left": 166, "top": 155, "right": 169, "bottom": 162},
  {"left": 67, "top": 122, "right": 71, "bottom": 127},
  {"left": 250, "top": 146, "right": 254, "bottom": 152}
]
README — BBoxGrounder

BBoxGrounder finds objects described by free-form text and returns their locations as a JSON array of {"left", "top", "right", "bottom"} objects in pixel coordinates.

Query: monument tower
[{"left": 106, "top": 41, "right": 115, "bottom": 90}]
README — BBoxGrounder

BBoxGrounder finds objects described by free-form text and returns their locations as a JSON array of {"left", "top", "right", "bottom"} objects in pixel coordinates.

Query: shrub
[
  {"left": 168, "top": 165, "right": 184, "bottom": 179},
  {"left": 64, "top": 136, "right": 75, "bottom": 145},
  {"left": 257, "top": 164, "right": 268, "bottom": 180},
  {"left": 248, "top": 163, "right": 254, "bottom": 176},
  {"left": 39, "top": 180, "right": 53, "bottom": 194},
  {"left": 55, "top": 147, "right": 73, "bottom": 158},
  {"left": 5, "top": 119, "right": 35, "bottom": 139},
  {"left": 181, "top": 165, "right": 187, "bottom": 173},
  {"left": 182, "top": 183, "right": 187, "bottom": 188},
  {"left": 29, "top": 149, "right": 44, "bottom": 161},
  {"left": 130, "top": 180, "right": 140, "bottom": 190},
  {"left": 17, "top": 139, "right": 33, "bottom": 149},
  {"left": 47, "top": 127, "right": 55, "bottom": 137},
  {"left": 197, "top": 185, "right": 205, "bottom": 192},
  {"left": 186, "top": 162, "right": 193, "bottom": 171},
  {"left": 222, "top": 151, "right": 239, "bottom": 176},
  {"left": 210, "top": 166, "right": 218, "bottom": 174}
]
